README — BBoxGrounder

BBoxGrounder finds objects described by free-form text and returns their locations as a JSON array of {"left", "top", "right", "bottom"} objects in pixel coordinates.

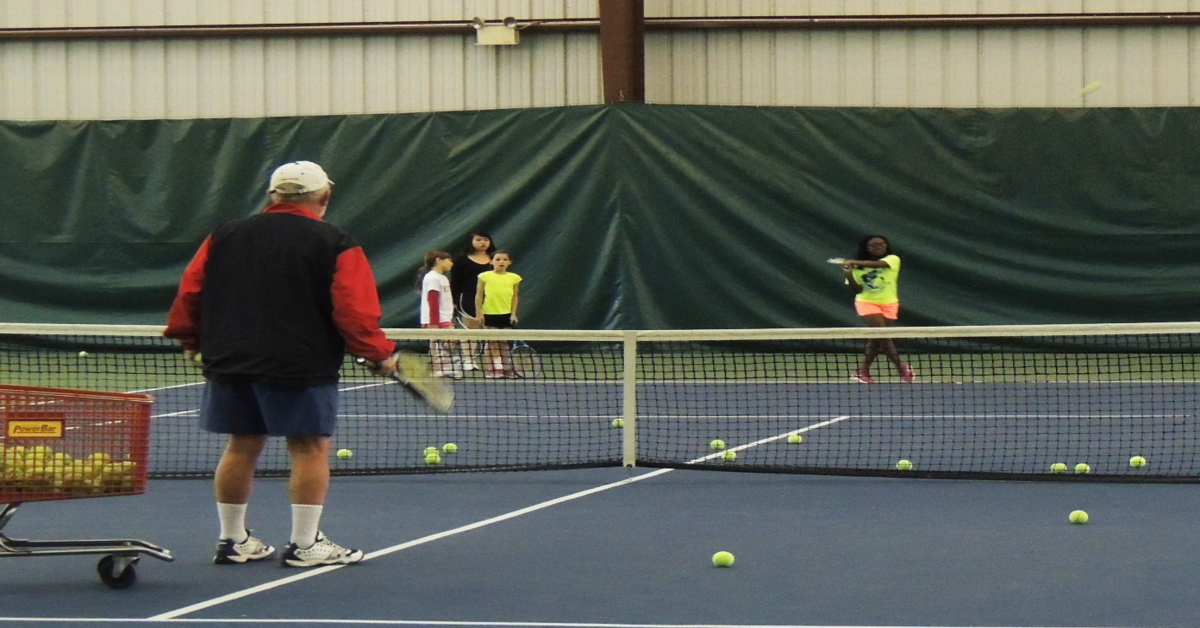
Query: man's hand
[
  {"left": 184, "top": 349, "right": 203, "bottom": 368},
  {"left": 364, "top": 354, "right": 399, "bottom": 378}
]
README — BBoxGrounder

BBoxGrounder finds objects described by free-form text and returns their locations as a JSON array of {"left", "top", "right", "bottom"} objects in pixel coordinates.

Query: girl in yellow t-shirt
[
  {"left": 842, "top": 235, "right": 913, "bottom": 384},
  {"left": 473, "top": 251, "right": 522, "bottom": 378}
]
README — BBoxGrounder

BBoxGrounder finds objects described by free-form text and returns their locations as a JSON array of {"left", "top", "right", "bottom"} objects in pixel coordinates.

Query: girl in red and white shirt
[{"left": 418, "top": 251, "right": 457, "bottom": 378}]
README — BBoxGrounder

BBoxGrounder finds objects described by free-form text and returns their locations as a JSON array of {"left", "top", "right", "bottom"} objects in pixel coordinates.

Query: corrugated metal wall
[{"left": 0, "top": 0, "right": 1196, "bottom": 119}]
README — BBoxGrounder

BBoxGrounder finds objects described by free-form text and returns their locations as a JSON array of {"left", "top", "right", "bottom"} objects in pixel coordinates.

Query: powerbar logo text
[{"left": 6, "top": 420, "right": 65, "bottom": 439}]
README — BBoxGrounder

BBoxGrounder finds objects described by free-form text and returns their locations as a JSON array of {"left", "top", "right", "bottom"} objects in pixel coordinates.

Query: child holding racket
[
  {"left": 417, "top": 250, "right": 458, "bottom": 378},
  {"left": 473, "top": 251, "right": 521, "bottom": 378},
  {"left": 450, "top": 231, "right": 495, "bottom": 372},
  {"left": 841, "top": 235, "right": 914, "bottom": 384}
]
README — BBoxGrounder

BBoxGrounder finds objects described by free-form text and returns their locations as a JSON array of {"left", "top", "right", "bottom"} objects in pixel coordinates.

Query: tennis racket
[
  {"left": 355, "top": 352, "right": 455, "bottom": 413},
  {"left": 456, "top": 309, "right": 482, "bottom": 330},
  {"left": 510, "top": 341, "right": 542, "bottom": 379}
]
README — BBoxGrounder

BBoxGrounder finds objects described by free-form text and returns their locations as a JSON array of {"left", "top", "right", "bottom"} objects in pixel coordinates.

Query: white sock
[
  {"left": 217, "top": 503, "right": 248, "bottom": 542},
  {"left": 290, "top": 504, "right": 323, "bottom": 548}
]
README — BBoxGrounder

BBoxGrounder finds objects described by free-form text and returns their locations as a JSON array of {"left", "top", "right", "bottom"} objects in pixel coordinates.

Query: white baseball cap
[{"left": 268, "top": 161, "right": 333, "bottom": 194}]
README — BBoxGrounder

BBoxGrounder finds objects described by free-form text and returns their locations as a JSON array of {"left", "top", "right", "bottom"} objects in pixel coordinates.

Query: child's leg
[
  {"left": 500, "top": 341, "right": 516, "bottom": 376},
  {"left": 430, "top": 340, "right": 454, "bottom": 375}
]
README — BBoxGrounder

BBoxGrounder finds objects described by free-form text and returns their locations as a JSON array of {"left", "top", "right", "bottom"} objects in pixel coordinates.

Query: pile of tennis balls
[
  {"left": 0, "top": 444, "right": 137, "bottom": 494},
  {"left": 424, "top": 443, "right": 458, "bottom": 465},
  {"left": 707, "top": 439, "right": 738, "bottom": 462},
  {"left": 335, "top": 443, "right": 460, "bottom": 466}
]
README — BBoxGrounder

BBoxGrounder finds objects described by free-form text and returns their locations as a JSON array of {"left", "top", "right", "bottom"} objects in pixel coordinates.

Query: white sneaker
[
  {"left": 213, "top": 531, "right": 276, "bottom": 564},
  {"left": 280, "top": 531, "right": 363, "bottom": 567},
  {"left": 462, "top": 359, "right": 479, "bottom": 372}
]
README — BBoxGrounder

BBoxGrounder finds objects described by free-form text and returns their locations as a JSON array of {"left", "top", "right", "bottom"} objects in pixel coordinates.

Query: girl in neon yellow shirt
[
  {"left": 842, "top": 235, "right": 914, "bottom": 384},
  {"left": 473, "top": 251, "right": 522, "bottom": 378}
]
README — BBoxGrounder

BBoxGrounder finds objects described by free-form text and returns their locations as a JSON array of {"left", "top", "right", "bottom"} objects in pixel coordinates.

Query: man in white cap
[{"left": 166, "top": 160, "right": 398, "bottom": 567}]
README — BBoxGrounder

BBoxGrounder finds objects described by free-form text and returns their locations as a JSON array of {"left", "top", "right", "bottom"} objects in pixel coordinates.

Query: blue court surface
[
  {"left": 2, "top": 466, "right": 1199, "bottom": 628},
  {"left": 144, "top": 377, "right": 1200, "bottom": 478}
]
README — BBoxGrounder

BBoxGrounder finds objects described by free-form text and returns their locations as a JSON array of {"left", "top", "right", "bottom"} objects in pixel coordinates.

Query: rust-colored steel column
[{"left": 599, "top": 0, "right": 645, "bottom": 103}]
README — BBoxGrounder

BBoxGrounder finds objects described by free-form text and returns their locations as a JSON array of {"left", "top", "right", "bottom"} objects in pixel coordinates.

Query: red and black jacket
[{"left": 165, "top": 204, "right": 395, "bottom": 385}]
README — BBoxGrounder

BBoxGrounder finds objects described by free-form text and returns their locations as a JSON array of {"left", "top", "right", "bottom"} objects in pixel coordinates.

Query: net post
[{"left": 621, "top": 330, "right": 637, "bottom": 468}]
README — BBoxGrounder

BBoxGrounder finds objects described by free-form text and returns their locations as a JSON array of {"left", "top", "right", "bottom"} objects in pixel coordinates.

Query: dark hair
[
  {"left": 416, "top": 250, "right": 452, "bottom": 290},
  {"left": 464, "top": 230, "right": 496, "bottom": 256},
  {"left": 492, "top": 249, "right": 514, "bottom": 265},
  {"left": 855, "top": 235, "right": 891, "bottom": 261}
]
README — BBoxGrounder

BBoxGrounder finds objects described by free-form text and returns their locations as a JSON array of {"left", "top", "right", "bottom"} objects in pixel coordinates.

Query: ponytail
[{"left": 416, "top": 250, "right": 452, "bottom": 291}]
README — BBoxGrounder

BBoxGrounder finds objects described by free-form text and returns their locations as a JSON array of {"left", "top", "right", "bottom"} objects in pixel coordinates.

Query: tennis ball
[
  {"left": 712, "top": 551, "right": 735, "bottom": 567},
  {"left": 86, "top": 452, "right": 111, "bottom": 470},
  {"left": 442, "top": 443, "right": 458, "bottom": 453},
  {"left": 1080, "top": 80, "right": 1105, "bottom": 95},
  {"left": 721, "top": 450, "right": 737, "bottom": 462},
  {"left": 896, "top": 459, "right": 913, "bottom": 471},
  {"left": 1050, "top": 462, "right": 1067, "bottom": 474},
  {"left": 192, "top": 352, "right": 203, "bottom": 365},
  {"left": 425, "top": 452, "right": 441, "bottom": 465},
  {"left": 1130, "top": 456, "right": 1147, "bottom": 468},
  {"left": 1069, "top": 510, "right": 1089, "bottom": 524},
  {"left": 423, "top": 447, "right": 439, "bottom": 456},
  {"left": 336, "top": 448, "right": 353, "bottom": 459},
  {"left": 787, "top": 434, "right": 803, "bottom": 444},
  {"left": 710, "top": 439, "right": 726, "bottom": 450},
  {"left": 1075, "top": 463, "right": 1091, "bottom": 474},
  {"left": 611, "top": 418, "right": 624, "bottom": 428},
  {"left": 77, "top": 350, "right": 90, "bottom": 358}
]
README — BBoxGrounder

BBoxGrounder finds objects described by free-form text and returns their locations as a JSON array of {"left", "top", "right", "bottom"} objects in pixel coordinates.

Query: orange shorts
[{"left": 855, "top": 301, "right": 899, "bottom": 320}]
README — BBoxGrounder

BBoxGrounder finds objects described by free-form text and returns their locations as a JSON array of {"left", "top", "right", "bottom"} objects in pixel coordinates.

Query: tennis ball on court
[
  {"left": 896, "top": 459, "right": 913, "bottom": 471},
  {"left": 77, "top": 350, "right": 90, "bottom": 358},
  {"left": 1130, "top": 456, "right": 1147, "bottom": 468},
  {"left": 442, "top": 443, "right": 458, "bottom": 453},
  {"left": 1075, "top": 463, "right": 1091, "bottom": 474},
  {"left": 1051, "top": 462, "right": 1067, "bottom": 474},
  {"left": 787, "top": 434, "right": 803, "bottom": 444},
  {"left": 423, "top": 446, "right": 439, "bottom": 456},
  {"left": 425, "top": 452, "right": 441, "bottom": 465},
  {"left": 336, "top": 449, "right": 353, "bottom": 459},
  {"left": 1069, "top": 510, "right": 1089, "bottom": 524},
  {"left": 712, "top": 551, "right": 735, "bottom": 567},
  {"left": 611, "top": 418, "right": 624, "bottom": 428},
  {"left": 721, "top": 450, "right": 737, "bottom": 462},
  {"left": 710, "top": 439, "right": 726, "bottom": 450}
]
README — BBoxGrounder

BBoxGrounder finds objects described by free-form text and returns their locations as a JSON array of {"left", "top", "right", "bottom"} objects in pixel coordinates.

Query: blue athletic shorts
[{"left": 200, "top": 380, "right": 339, "bottom": 436}]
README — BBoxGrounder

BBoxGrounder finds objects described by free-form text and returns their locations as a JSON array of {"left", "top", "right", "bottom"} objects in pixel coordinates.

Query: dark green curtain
[{"left": 0, "top": 105, "right": 1195, "bottom": 328}]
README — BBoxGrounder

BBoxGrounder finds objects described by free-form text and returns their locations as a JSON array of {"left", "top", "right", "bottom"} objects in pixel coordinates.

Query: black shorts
[{"left": 483, "top": 313, "right": 514, "bottom": 329}]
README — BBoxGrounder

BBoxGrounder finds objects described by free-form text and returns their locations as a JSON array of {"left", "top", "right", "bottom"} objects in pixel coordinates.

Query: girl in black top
[
  {"left": 449, "top": 230, "right": 495, "bottom": 372},
  {"left": 450, "top": 230, "right": 495, "bottom": 317}
]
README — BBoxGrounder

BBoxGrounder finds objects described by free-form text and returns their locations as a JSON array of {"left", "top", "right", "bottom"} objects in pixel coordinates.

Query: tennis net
[{"left": 0, "top": 322, "right": 1197, "bottom": 482}]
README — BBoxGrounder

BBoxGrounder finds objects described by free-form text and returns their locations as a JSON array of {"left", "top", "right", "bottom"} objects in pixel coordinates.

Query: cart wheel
[{"left": 97, "top": 555, "right": 138, "bottom": 589}]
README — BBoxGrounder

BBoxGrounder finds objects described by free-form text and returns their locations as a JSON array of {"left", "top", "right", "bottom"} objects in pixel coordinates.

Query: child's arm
[
  {"left": 474, "top": 278, "right": 486, "bottom": 322},
  {"left": 844, "top": 259, "right": 891, "bottom": 269},
  {"left": 509, "top": 283, "right": 520, "bottom": 325},
  {"left": 843, "top": 265, "right": 863, "bottom": 294},
  {"left": 427, "top": 288, "right": 442, "bottom": 326}
]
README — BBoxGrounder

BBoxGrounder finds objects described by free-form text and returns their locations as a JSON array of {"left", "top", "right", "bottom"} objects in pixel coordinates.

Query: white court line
[
  {"left": 147, "top": 382, "right": 390, "bottom": 419},
  {"left": 334, "top": 414, "right": 831, "bottom": 420},
  {"left": 0, "top": 620, "right": 1102, "bottom": 628},
  {"left": 0, "top": 620, "right": 1104, "bottom": 628},
  {"left": 148, "top": 416, "right": 852, "bottom": 621},
  {"left": 153, "top": 409, "right": 200, "bottom": 418}
]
